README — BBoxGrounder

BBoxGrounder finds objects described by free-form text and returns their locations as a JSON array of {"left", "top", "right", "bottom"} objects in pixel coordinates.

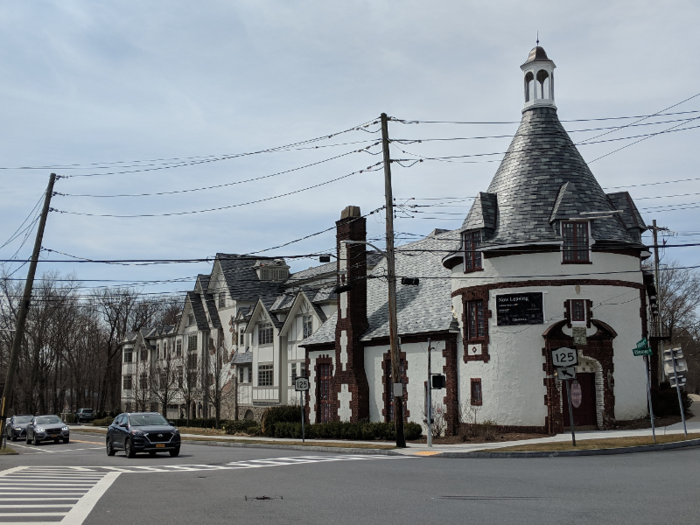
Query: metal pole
[
  {"left": 644, "top": 355, "right": 656, "bottom": 443},
  {"left": 671, "top": 350, "right": 687, "bottom": 437},
  {"left": 0, "top": 173, "right": 57, "bottom": 447},
  {"left": 380, "top": 113, "right": 405, "bottom": 448},
  {"left": 565, "top": 379, "right": 576, "bottom": 447},
  {"left": 301, "top": 388, "right": 306, "bottom": 443},
  {"left": 427, "top": 338, "right": 432, "bottom": 448}
]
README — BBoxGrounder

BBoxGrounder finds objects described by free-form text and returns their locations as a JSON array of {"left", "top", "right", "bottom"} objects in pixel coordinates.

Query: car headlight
[
  {"left": 173, "top": 428, "right": 179, "bottom": 434},
  {"left": 36, "top": 427, "right": 45, "bottom": 433},
  {"left": 130, "top": 430, "right": 145, "bottom": 436},
  {"left": 62, "top": 426, "right": 69, "bottom": 431}
]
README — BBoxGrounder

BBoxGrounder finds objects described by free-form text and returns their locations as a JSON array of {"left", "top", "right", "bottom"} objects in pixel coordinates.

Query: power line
[{"left": 50, "top": 163, "right": 383, "bottom": 217}]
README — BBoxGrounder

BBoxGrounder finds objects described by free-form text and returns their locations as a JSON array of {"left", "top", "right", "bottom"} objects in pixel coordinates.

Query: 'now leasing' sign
[{"left": 496, "top": 292, "right": 544, "bottom": 326}]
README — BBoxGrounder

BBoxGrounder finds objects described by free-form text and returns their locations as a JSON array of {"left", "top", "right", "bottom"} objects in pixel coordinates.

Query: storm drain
[{"left": 245, "top": 495, "right": 284, "bottom": 501}]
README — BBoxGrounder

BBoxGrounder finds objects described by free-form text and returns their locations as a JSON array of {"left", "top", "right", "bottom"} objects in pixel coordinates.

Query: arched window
[
  {"left": 524, "top": 71, "right": 534, "bottom": 102},
  {"left": 536, "top": 70, "right": 550, "bottom": 99}
]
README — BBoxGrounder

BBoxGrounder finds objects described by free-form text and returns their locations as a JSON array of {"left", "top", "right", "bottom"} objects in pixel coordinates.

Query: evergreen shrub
[
  {"left": 652, "top": 382, "right": 693, "bottom": 417},
  {"left": 261, "top": 406, "right": 302, "bottom": 436}
]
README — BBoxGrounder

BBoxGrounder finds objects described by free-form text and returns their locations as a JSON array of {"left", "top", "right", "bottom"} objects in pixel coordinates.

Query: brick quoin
[
  {"left": 333, "top": 206, "right": 370, "bottom": 422},
  {"left": 442, "top": 335, "right": 459, "bottom": 435}
]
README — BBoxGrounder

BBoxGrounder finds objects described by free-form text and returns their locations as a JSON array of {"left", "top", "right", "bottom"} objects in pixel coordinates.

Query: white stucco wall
[{"left": 452, "top": 250, "right": 648, "bottom": 427}]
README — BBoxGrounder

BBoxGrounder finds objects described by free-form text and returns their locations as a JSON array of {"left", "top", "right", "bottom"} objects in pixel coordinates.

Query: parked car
[
  {"left": 106, "top": 412, "right": 180, "bottom": 458},
  {"left": 75, "top": 408, "right": 95, "bottom": 423},
  {"left": 25, "top": 415, "right": 70, "bottom": 445},
  {"left": 5, "top": 415, "right": 33, "bottom": 441}
]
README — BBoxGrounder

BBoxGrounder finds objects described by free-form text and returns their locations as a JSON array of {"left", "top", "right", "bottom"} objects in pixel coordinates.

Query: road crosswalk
[{"left": 0, "top": 466, "right": 119, "bottom": 524}]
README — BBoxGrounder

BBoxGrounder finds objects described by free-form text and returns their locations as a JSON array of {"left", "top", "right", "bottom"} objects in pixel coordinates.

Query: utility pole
[
  {"left": 0, "top": 173, "right": 57, "bottom": 446},
  {"left": 380, "top": 113, "right": 406, "bottom": 448},
  {"left": 650, "top": 220, "right": 668, "bottom": 385},
  {"left": 427, "top": 338, "right": 432, "bottom": 447}
]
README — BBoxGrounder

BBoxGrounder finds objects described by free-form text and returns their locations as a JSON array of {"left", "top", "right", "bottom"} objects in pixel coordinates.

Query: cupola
[{"left": 521, "top": 46, "right": 556, "bottom": 111}]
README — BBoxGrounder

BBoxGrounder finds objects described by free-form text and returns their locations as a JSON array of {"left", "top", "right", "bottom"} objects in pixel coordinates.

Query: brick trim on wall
[
  {"left": 442, "top": 335, "right": 459, "bottom": 436},
  {"left": 313, "top": 355, "right": 335, "bottom": 423}
]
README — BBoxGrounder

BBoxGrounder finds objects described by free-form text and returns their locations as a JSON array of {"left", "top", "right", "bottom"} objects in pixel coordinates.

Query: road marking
[
  {"left": 0, "top": 467, "right": 120, "bottom": 525},
  {"left": 10, "top": 443, "right": 103, "bottom": 455}
]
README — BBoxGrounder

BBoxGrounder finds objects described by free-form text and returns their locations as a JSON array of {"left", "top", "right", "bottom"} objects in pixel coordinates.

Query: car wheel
[
  {"left": 125, "top": 438, "right": 135, "bottom": 458},
  {"left": 63, "top": 438, "right": 70, "bottom": 444},
  {"left": 169, "top": 447, "right": 180, "bottom": 457},
  {"left": 33, "top": 434, "right": 40, "bottom": 446},
  {"left": 106, "top": 438, "right": 115, "bottom": 456}
]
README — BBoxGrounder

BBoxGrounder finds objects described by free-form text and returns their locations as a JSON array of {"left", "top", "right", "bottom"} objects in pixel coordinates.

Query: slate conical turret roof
[{"left": 464, "top": 105, "right": 643, "bottom": 249}]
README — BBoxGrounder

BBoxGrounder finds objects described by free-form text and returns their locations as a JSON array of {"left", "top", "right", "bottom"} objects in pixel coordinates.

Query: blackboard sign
[{"left": 496, "top": 292, "right": 544, "bottom": 326}]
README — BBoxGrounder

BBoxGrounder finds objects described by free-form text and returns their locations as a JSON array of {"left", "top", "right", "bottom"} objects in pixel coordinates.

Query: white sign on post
[
  {"left": 551, "top": 347, "right": 578, "bottom": 368},
  {"left": 295, "top": 377, "right": 309, "bottom": 392},
  {"left": 557, "top": 366, "right": 576, "bottom": 381}
]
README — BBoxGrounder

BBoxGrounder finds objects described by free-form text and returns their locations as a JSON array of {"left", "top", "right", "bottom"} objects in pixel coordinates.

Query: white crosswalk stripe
[{"left": 0, "top": 466, "right": 120, "bottom": 524}]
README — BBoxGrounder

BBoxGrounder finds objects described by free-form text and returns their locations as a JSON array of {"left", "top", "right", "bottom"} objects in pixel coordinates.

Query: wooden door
[
  {"left": 318, "top": 364, "right": 332, "bottom": 423},
  {"left": 562, "top": 373, "right": 597, "bottom": 428}
]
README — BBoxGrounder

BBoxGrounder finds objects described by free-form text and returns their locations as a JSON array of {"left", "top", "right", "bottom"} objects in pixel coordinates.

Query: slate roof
[
  {"left": 187, "top": 291, "right": 210, "bottom": 331},
  {"left": 203, "top": 294, "right": 221, "bottom": 329},
  {"left": 302, "top": 230, "right": 458, "bottom": 345},
  {"left": 217, "top": 254, "right": 285, "bottom": 301},
  {"left": 463, "top": 106, "right": 644, "bottom": 249},
  {"left": 312, "top": 286, "right": 337, "bottom": 303},
  {"left": 285, "top": 261, "right": 336, "bottom": 285},
  {"left": 231, "top": 351, "right": 252, "bottom": 364},
  {"left": 607, "top": 191, "right": 646, "bottom": 238}
]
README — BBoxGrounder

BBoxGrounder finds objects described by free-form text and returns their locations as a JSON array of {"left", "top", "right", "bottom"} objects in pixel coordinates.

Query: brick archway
[{"left": 543, "top": 319, "right": 617, "bottom": 434}]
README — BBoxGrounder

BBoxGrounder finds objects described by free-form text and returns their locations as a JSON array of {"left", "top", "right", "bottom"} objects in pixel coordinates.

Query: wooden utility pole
[
  {"left": 380, "top": 113, "right": 406, "bottom": 448},
  {"left": 650, "top": 220, "right": 667, "bottom": 385},
  {"left": 0, "top": 173, "right": 57, "bottom": 446}
]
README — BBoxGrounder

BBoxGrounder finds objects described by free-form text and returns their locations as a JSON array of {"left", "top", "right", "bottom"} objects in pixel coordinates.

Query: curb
[
  {"left": 184, "top": 439, "right": 403, "bottom": 456},
  {"left": 433, "top": 437, "right": 700, "bottom": 458}
]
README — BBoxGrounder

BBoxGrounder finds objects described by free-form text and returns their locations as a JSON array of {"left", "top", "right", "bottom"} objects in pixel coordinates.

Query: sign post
[
  {"left": 664, "top": 348, "right": 687, "bottom": 437},
  {"left": 552, "top": 348, "right": 579, "bottom": 446},
  {"left": 427, "top": 338, "right": 432, "bottom": 448},
  {"left": 295, "top": 377, "right": 310, "bottom": 442},
  {"left": 632, "top": 338, "right": 656, "bottom": 443}
]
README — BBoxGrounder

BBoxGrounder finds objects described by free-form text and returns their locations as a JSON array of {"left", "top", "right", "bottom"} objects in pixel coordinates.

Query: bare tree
[{"left": 204, "top": 330, "right": 234, "bottom": 428}]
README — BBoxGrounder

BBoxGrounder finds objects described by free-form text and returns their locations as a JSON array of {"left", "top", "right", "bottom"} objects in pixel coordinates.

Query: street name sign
[
  {"left": 633, "top": 338, "right": 652, "bottom": 357},
  {"left": 294, "top": 377, "right": 309, "bottom": 392},
  {"left": 552, "top": 347, "right": 578, "bottom": 368}
]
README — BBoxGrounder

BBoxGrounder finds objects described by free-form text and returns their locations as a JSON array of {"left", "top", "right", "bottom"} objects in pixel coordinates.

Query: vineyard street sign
[{"left": 632, "top": 338, "right": 652, "bottom": 357}]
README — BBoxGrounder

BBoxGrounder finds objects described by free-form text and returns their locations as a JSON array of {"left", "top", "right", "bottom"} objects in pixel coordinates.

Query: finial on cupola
[{"left": 521, "top": 41, "right": 556, "bottom": 112}]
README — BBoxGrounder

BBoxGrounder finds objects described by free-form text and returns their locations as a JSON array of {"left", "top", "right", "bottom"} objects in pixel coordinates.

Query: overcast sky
[{"left": 1, "top": 0, "right": 699, "bottom": 300}]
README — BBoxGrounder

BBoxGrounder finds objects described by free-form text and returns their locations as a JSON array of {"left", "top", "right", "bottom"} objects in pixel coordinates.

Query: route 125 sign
[{"left": 551, "top": 347, "right": 578, "bottom": 368}]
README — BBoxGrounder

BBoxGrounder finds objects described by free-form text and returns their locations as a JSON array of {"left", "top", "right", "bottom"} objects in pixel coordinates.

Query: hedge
[
  {"left": 169, "top": 418, "right": 228, "bottom": 429},
  {"left": 222, "top": 419, "right": 260, "bottom": 435},
  {"left": 273, "top": 421, "right": 423, "bottom": 441},
  {"left": 652, "top": 382, "right": 693, "bottom": 417},
  {"left": 261, "top": 406, "right": 303, "bottom": 437},
  {"left": 93, "top": 417, "right": 114, "bottom": 426}
]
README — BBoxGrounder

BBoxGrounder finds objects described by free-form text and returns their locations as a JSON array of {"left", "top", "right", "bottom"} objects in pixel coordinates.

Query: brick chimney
[{"left": 334, "top": 205, "right": 369, "bottom": 422}]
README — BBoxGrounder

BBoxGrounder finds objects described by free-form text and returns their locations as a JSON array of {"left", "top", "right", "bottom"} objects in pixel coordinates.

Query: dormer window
[
  {"left": 463, "top": 231, "right": 482, "bottom": 272},
  {"left": 562, "top": 221, "right": 590, "bottom": 263}
]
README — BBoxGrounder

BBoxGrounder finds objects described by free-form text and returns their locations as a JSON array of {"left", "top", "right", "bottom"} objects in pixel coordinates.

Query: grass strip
[
  {"left": 181, "top": 436, "right": 396, "bottom": 449},
  {"left": 0, "top": 446, "right": 17, "bottom": 454},
  {"left": 494, "top": 433, "right": 700, "bottom": 452}
]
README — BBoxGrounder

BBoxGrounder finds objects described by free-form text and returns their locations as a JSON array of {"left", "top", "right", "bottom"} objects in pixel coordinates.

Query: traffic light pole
[
  {"left": 380, "top": 113, "right": 406, "bottom": 448},
  {"left": 0, "top": 173, "right": 57, "bottom": 447}
]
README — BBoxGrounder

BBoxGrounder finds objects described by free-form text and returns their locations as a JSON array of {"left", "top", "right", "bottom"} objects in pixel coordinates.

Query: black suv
[
  {"left": 5, "top": 414, "right": 33, "bottom": 441},
  {"left": 75, "top": 408, "right": 95, "bottom": 423},
  {"left": 106, "top": 412, "right": 180, "bottom": 458},
  {"left": 25, "top": 415, "right": 70, "bottom": 445}
]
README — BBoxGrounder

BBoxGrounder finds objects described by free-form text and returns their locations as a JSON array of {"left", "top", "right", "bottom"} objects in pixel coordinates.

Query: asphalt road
[{"left": 1, "top": 431, "right": 699, "bottom": 525}]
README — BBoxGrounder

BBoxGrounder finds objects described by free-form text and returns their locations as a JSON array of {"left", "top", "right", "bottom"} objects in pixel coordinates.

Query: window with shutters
[{"left": 562, "top": 221, "right": 590, "bottom": 263}]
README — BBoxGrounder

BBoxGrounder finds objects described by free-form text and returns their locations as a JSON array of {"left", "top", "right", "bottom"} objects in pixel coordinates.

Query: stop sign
[{"left": 570, "top": 380, "right": 582, "bottom": 408}]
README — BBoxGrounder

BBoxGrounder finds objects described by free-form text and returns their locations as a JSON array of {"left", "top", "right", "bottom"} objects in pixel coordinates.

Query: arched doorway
[{"left": 543, "top": 319, "right": 617, "bottom": 433}]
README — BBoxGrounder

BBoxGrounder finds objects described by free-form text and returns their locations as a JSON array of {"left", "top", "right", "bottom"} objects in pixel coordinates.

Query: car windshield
[
  {"left": 129, "top": 414, "right": 169, "bottom": 427},
  {"left": 80, "top": 409, "right": 93, "bottom": 413},
  {"left": 35, "top": 416, "right": 62, "bottom": 425},
  {"left": 14, "top": 416, "right": 33, "bottom": 424}
]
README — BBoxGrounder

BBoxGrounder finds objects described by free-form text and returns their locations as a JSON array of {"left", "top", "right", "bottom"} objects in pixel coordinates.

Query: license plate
[
  {"left": 156, "top": 444, "right": 165, "bottom": 448},
  {"left": 50, "top": 434, "right": 58, "bottom": 438}
]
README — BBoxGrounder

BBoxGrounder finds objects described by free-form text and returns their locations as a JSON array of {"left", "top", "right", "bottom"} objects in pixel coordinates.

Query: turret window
[
  {"left": 466, "top": 300, "right": 486, "bottom": 340},
  {"left": 562, "top": 221, "right": 590, "bottom": 263},
  {"left": 463, "top": 231, "right": 482, "bottom": 272}
]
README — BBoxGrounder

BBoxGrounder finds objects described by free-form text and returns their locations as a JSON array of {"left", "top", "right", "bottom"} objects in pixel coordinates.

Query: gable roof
[
  {"left": 216, "top": 254, "right": 285, "bottom": 301},
  {"left": 302, "top": 230, "right": 458, "bottom": 346},
  {"left": 186, "top": 291, "right": 210, "bottom": 331}
]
